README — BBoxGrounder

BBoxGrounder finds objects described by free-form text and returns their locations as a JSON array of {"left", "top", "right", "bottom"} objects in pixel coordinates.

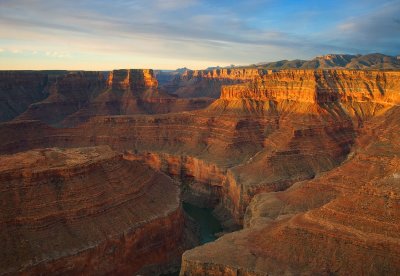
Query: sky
[{"left": 0, "top": 0, "right": 399, "bottom": 70}]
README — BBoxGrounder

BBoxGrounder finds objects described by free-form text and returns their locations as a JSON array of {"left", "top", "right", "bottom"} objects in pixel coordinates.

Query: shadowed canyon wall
[
  {"left": 0, "top": 69, "right": 213, "bottom": 127},
  {"left": 0, "top": 71, "right": 49, "bottom": 122},
  {"left": 17, "top": 71, "right": 107, "bottom": 125}
]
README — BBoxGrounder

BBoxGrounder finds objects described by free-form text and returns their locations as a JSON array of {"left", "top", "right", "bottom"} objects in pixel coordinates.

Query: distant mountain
[{"left": 254, "top": 53, "right": 400, "bottom": 70}]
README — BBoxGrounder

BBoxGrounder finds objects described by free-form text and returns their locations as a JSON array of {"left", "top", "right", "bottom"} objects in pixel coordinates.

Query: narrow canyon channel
[
  {"left": 182, "top": 202, "right": 223, "bottom": 244},
  {"left": 161, "top": 202, "right": 223, "bottom": 276}
]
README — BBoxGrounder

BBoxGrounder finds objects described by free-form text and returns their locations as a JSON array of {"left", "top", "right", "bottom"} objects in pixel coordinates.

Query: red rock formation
[
  {"left": 107, "top": 69, "right": 158, "bottom": 90},
  {"left": 0, "top": 70, "right": 213, "bottom": 127},
  {"left": 0, "top": 146, "right": 188, "bottom": 275},
  {"left": 2, "top": 69, "right": 399, "bottom": 224},
  {"left": 126, "top": 151, "right": 226, "bottom": 207},
  {"left": 219, "top": 69, "right": 400, "bottom": 105},
  {"left": 209, "top": 69, "right": 400, "bottom": 222},
  {"left": 1, "top": 68, "right": 400, "bottom": 275},
  {"left": 61, "top": 69, "right": 213, "bottom": 126},
  {"left": 164, "top": 68, "right": 266, "bottom": 98},
  {"left": 182, "top": 68, "right": 265, "bottom": 80},
  {"left": 0, "top": 71, "right": 48, "bottom": 122},
  {"left": 181, "top": 105, "right": 400, "bottom": 275},
  {"left": 17, "top": 71, "right": 106, "bottom": 125}
]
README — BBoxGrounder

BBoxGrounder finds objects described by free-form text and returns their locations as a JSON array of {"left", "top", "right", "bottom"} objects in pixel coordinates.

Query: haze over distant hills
[
  {"left": 168, "top": 53, "right": 400, "bottom": 73},
  {"left": 252, "top": 53, "right": 400, "bottom": 70}
]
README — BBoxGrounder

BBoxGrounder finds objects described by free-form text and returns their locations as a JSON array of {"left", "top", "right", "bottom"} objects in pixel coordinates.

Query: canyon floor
[{"left": 0, "top": 67, "right": 399, "bottom": 275}]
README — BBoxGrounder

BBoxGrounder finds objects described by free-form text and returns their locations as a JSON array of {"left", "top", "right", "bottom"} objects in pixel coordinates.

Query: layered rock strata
[
  {"left": 164, "top": 68, "right": 267, "bottom": 98},
  {"left": 1, "top": 68, "right": 400, "bottom": 275},
  {"left": 17, "top": 71, "right": 106, "bottom": 125},
  {"left": 60, "top": 69, "right": 213, "bottom": 126},
  {"left": 0, "top": 146, "right": 186, "bottom": 275},
  {"left": 180, "top": 105, "right": 400, "bottom": 275},
  {"left": 125, "top": 151, "right": 227, "bottom": 207},
  {"left": 0, "top": 70, "right": 399, "bottom": 224},
  {"left": 219, "top": 69, "right": 400, "bottom": 105},
  {"left": 0, "top": 70, "right": 213, "bottom": 127},
  {"left": 108, "top": 69, "right": 158, "bottom": 90}
]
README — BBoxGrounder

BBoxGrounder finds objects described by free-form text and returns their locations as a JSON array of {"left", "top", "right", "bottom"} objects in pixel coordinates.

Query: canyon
[{"left": 0, "top": 67, "right": 399, "bottom": 275}]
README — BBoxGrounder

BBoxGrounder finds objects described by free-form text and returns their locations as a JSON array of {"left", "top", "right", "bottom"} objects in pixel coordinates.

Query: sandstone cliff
[
  {"left": 218, "top": 69, "right": 400, "bottom": 105},
  {"left": 0, "top": 146, "right": 187, "bottom": 275},
  {"left": 207, "top": 69, "right": 400, "bottom": 222},
  {"left": 163, "top": 68, "right": 266, "bottom": 98},
  {"left": 107, "top": 69, "right": 158, "bottom": 90}
]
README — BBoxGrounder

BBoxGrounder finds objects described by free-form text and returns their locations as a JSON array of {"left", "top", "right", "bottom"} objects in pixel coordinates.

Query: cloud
[
  {"left": 45, "top": 51, "right": 70, "bottom": 58},
  {"left": 0, "top": 0, "right": 398, "bottom": 69},
  {"left": 331, "top": 1, "right": 400, "bottom": 54}
]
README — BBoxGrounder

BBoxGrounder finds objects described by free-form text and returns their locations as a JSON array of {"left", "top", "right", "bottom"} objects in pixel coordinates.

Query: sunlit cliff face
[{"left": 107, "top": 69, "right": 158, "bottom": 90}]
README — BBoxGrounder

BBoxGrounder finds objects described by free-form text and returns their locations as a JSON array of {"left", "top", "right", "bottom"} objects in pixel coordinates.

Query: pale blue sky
[{"left": 0, "top": 0, "right": 399, "bottom": 70}]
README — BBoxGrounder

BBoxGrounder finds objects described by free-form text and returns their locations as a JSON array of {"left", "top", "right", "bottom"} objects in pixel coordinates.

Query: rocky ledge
[{"left": 0, "top": 146, "right": 186, "bottom": 275}]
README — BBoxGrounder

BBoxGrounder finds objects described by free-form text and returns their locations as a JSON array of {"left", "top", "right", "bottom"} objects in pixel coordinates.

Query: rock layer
[
  {"left": 219, "top": 69, "right": 400, "bottom": 105},
  {"left": 181, "top": 105, "right": 400, "bottom": 275},
  {"left": 0, "top": 146, "right": 186, "bottom": 275},
  {"left": 0, "top": 70, "right": 213, "bottom": 127},
  {"left": 107, "top": 69, "right": 158, "bottom": 90},
  {"left": 126, "top": 151, "right": 226, "bottom": 207},
  {"left": 164, "top": 68, "right": 266, "bottom": 98},
  {"left": 17, "top": 71, "right": 106, "bottom": 125},
  {"left": 59, "top": 69, "right": 213, "bottom": 126}
]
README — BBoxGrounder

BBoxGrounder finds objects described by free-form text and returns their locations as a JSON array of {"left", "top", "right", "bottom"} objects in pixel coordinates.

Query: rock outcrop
[
  {"left": 218, "top": 69, "right": 400, "bottom": 105},
  {"left": 0, "top": 146, "right": 187, "bottom": 275},
  {"left": 163, "top": 68, "right": 266, "bottom": 98},
  {"left": 107, "top": 69, "right": 158, "bottom": 90}
]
